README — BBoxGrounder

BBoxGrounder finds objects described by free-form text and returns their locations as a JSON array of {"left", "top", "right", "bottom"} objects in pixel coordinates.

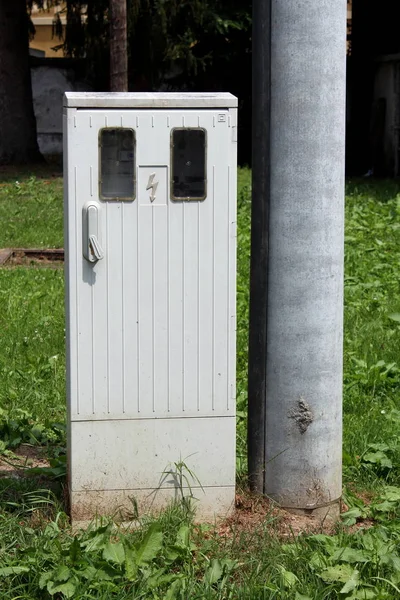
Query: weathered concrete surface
[{"left": 265, "top": 0, "right": 347, "bottom": 511}]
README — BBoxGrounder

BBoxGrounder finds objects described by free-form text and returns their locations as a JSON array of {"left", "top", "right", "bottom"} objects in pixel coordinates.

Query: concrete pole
[{"left": 250, "top": 0, "right": 347, "bottom": 519}]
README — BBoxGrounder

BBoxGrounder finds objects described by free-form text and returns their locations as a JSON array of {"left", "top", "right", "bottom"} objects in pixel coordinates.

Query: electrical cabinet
[{"left": 63, "top": 92, "right": 237, "bottom": 523}]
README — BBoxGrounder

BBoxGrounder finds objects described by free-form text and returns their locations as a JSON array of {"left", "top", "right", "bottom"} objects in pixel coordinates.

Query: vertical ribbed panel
[
  {"left": 138, "top": 202, "right": 153, "bottom": 410},
  {"left": 228, "top": 161, "right": 238, "bottom": 409},
  {"left": 67, "top": 109, "right": 236, "bottom": 420},
  {"left": 168, "top": 199, "right": 184, "bottom": 414}
]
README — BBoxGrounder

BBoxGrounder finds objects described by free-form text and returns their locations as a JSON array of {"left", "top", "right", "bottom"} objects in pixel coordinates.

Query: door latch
[
  {"left": 83, "top": 201, "right": 104, "bottom": 263},
  {"left": 89, "top": 234, "right": 104, "bottom": 261}
]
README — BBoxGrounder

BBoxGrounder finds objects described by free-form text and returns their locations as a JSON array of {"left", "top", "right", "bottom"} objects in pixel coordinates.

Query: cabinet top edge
[{"left": 64, "top": 92, "right": 238, "bottom": 109}]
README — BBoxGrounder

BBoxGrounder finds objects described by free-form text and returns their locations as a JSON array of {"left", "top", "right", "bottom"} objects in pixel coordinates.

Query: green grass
[
  {"left": 0, "top": 486, "right": 399, "bottom": 599},
  {"left": 0, "top": 268, "right": 65, "bottom": 424},
  {"left": 1, "top": 171, "right": 400, "bottom": 598},
  {"left": 343, "top": 180, "right": 400, "bottom": 488},
  {"left": 0, "top": 173, "right": 63, "bottom": 248}
]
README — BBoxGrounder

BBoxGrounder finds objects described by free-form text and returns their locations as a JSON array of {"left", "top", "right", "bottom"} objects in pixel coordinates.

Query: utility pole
[
  {"left": 110, "top": 0, "right": 128, "bottom": 92},
  {"left": 248, "top": 0, "right": 347, "bottom": 520}
]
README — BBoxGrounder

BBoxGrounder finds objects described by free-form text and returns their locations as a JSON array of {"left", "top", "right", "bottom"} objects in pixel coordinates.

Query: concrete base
[
  {"left": 284, "top": 500, "right": 341, "bottom": 525},
  {"left": 68, "top": 416, "right": 236, "bottom": 524},
  {"left": 70, "top": 485, "right": 235, "bottom": 525}
]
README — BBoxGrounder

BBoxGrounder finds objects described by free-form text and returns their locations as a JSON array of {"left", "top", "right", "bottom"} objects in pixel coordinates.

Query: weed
[{"left": 160, "top": 458, "right": 205, "bottom": 518}]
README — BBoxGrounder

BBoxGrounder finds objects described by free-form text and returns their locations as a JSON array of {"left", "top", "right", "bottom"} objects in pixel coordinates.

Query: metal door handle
[{"left": 83, "top": 201, "right": 103, "bottom": 263}]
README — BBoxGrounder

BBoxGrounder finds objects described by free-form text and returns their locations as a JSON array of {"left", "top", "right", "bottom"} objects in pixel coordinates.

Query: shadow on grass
[
  {"left": 0, "top": 160, "right": 62, "bottom": 184},
  {"left": 0, "top": 473, "right": 67, "bottom": 532},
  {"left": 346, "top": 177, "right": 400, "bottom": 202}
]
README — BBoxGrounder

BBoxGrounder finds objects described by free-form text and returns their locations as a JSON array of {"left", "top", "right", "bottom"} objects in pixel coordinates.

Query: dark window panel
[
  {"left": 100, "top": 128, "right": 135, "bottom": 200},
  {"left": 171, "top": 129, "right": 206, "bottom": 200}
]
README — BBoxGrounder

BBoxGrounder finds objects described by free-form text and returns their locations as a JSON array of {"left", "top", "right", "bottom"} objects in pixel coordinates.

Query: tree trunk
[
  {"left": 0, "top": 0, "right": 42, "bottom": 164},
  {"left": 347, "top": 0, "right": 375, "bottom": 174},
  {"left": 110, "top": 0, "right": 128, "bottom": 91}
]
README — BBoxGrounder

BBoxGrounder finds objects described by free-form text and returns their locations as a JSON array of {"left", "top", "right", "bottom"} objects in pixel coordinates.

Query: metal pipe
[{"left": 248, "top": 0, "right": 271, "bottom": 493}]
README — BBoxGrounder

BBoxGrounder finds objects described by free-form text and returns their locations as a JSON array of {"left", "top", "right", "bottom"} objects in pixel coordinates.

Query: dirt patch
[
  {"left": 0, "top": 444, "right": 50, "bottom": 478},
  {"left": 214, "top": 493, "right": 337, "bottom": 539},
  {"left": 0, "top": 248, "right": 64, "bottom": 268},
  {"left": 210, "top": 488, "right": 379, "bottom": 543}
]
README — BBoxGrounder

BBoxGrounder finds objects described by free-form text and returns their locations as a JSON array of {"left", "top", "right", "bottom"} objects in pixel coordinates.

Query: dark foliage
[{"left": 35, "top": 1, "right": 251, "bottom": 162}]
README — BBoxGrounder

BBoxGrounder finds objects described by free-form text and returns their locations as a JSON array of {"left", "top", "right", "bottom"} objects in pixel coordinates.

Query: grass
[
  {"left": 0, "top": 171, "right": 63, "bottom": 248},
  {"left": 343, "top": 180, "right": 400, "bottom": 488},
  {"left": 0, "top": 268, "right": 65, "bottom": 424},
  {"left": 0, "top": 168, "right": 400, "bottom": 598}
]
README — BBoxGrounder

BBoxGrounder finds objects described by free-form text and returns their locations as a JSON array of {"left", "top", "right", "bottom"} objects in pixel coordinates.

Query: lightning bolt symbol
[{"left": 146, "top": 172, "right": 158, "bottom": 202}]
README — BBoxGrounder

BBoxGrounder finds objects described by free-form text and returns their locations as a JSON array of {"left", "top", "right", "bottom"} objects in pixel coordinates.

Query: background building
[{"left": 30, "top": 3, "right": 66, "bottom": 58}]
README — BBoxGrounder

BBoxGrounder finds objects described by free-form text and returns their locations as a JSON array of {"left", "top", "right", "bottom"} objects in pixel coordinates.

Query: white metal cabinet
[{"left": 64, "top": 93, "right": 237, "bottom": 523}]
